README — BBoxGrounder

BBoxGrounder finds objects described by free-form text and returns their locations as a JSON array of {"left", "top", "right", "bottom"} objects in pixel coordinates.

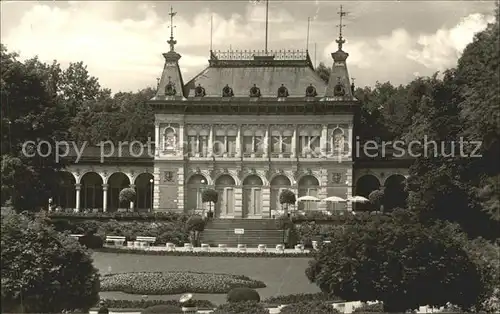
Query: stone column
[
  {"left": 291, "top": 125, "right": 297, "bottom": 158},
  {"left": 153, "top": 167, "right": 160, "bottom": 211},
  {"left": 263, "top": 126, "right": 269, "bottom": 158},
  {"left": 346, "top": 168, "right": 353, "bottom": 211},
  {"left": 177, "top": 167, "right": 184, "bottom": 212},
  {"left": 236, "top": 125, "right": 241, "bottom": 157},
  {"left": 262, "top": 186, "right": 271, "bottom": 218},
  {"left": 347, "top": 123, "right": 353, "bottom": 158},
  {"left": 129, "top": 184, "right": 135, "bottom": 211},
  {"left": 155, "top": 122, "right": 160, "bottom": 156},
  {"left": 321, "top": 124, "right": 328, "bottom": 158},
  {"left": 318, "top": 169, "right": 328, "bottom": 211},
  {"left": 75, "top": 183, "right": 81, "bottom": 212},
  {"left": 178, "top": 123, "right": 184, "bottom": 156},
  {"left": 102, "top": 184, "right": 108, "bottom": 212},
  {"left": 234, "top": 187, "right": 243, "bottom": 218},
  {"left": 208, "top": 124, "right": 214, "bottom": 157}
]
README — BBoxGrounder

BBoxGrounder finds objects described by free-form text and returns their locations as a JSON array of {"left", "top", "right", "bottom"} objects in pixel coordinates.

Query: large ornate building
[{"left": 59, "top": 10, "right": 410, "bottom": 216}]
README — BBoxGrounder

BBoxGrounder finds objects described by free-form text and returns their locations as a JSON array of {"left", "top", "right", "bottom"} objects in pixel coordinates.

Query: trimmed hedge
[
  {"left": 263, "top": 293, "right": 342, "bottom": 304},
  {"left": 141, "top": 305, "right": 181, "bottom": 313},
  {"left": 96, "top": 247, "right": 314, "bottom": 258},
  {"left": 352, "top": 302, "right": 384, "bottom": 313},
  {"left": 280, "top": 301, "right": 342, "bottom": 313},
  {"left": 212, "top": 301, "right": 269, "bottom": 314},
  {"left": 95, "top": 299, "right": 215, "bottom": 309},
  {"left": 101, "top": 271, "right": 266, "bottom": 294},
  {"left": 47, "top": 211, "right": 188, "bottom": 221},
  {"left": 227, "top": 288, "right": 260, "bottom": 303}
]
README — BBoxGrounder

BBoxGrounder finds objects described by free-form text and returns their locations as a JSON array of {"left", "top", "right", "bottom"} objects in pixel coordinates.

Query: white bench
[
  {"left": 237, "top": 244, "right": 247, "bottom": 252},
  {"left": 135, "top": 236, "right": 156, "bottom": 246},
  {"left": 201, "top": 243, "right": 210, "bottom": 252},
  {"left": 218, "top": 244, "right": 228, "bottom": 252},
  {"left": 295, "top": 244, "right": 304, "bottom": 252},
  {"left": 257, "top": 244, "right": 267, "bottom": 252},
  {"left": 276, "top": 244, "right": 285, "bottom": 252},
  {"left": 184, "top": 243, "right": 194, "bottom": 252},
  {"left": 105, "top": 236, "right": 126, "bottom": 246},
  {"left": 69, "top": 234, "right": 84, "bottom": 239},
  {"left": 166, "top": 242, "right": 176, "bottom": 251}
]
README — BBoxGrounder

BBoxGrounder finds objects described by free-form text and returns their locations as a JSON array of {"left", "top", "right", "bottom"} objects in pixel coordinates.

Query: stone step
[{"left": 205, "top": 218, "right": 279, "bottom": 230}]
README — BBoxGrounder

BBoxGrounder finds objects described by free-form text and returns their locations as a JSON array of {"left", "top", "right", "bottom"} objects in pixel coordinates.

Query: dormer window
[
  {"left": 249, "top": 84, "right": 261, "bottom": 97},
  {"left": 277, "top": 84, "right": 289, "bottom": 98},
  {"left": 333, "top": 83, "right": 345, "bottom": 96},
  {"left": 222, "top": 84, "right": 234, "bottom": 97},
  {"left": 305, "top": 84, "right": 317, "bottom": 97},
  {"left": 165, "top": 81, "right": 176, "bottom": 96},
  {"left": 194, "top": 84, "right": 206, "bottom": 97}
]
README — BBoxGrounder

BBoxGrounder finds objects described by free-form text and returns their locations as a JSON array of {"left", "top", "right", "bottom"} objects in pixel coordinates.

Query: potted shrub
[
  {"left": 201, "top": 188, "right": 218, "bottom": 219},
  {"left": 368, "top": 189, "right": 385, "bottom": 212},
  {"left": 119, "top": 187, "right": 136, "bottom": 211},
  {"left": 227, "top": 287, "right": 261, "bottom": 303},
  {"left": 279, "top": 189, "right": 296, "bottom": 215}
]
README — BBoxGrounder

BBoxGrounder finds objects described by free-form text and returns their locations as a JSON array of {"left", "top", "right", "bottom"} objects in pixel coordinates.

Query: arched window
[{"left": 163, "top": 127, "right": 176, "bottom": 150}]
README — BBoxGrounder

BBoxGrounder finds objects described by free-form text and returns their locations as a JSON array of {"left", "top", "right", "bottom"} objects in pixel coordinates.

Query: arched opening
[
  {"left": 107, "top": 172, "right": 130, "bottom": 211},
  {"left": 54, "top": 171, "right": 76, "bottom": 210},
  {"left": 185, "top": 174, "right": 208, "bottom": 214},
  {"left": 298, "top": 175, "right": 319, "bottom": 211},
  {"left": 214, "top": 175, "right": 235, "bottom": 218},
  {"left": 270, "top": 175, "right": 291, "bottom": 215},
  {"left": 135, "top": 173, "right": 154, "bottom": 212},
  {"left": 80, "top": 172, "right": 103, "bottom": 211},
  {"left": 163, "top": 127, "right": 176, "bottom": 151},
  {"left": 242, "top": 175, "right": 263, "bottom": 218},
  {"left": 355, "top": 175, "right": 381, "bottom": 211},
  {"left": 384, "top": 174, "right": 408, "bottom": 211}
]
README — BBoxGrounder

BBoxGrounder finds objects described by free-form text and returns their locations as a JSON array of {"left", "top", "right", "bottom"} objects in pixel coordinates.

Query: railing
[{"left": 212, "top": 49, "right": 308, "bottom": 61}]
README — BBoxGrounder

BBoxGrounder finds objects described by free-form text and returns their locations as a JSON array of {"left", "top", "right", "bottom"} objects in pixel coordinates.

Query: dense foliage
[
  {"left": 279, "top": 301, "right": 341, "bottom": 314},
  {"left": 201, "top": 189, "right": 218, "bottom": 214},
  {"left": 1, "top": 212, "right": 100, "bottom": 313},
  {"left": 100, "top": 271, "right": 265, "bottom": 294},
  {"left": 213, "top": 301, "right": 270, "bottom": 314},
  {"left": 305, "top": 209, "right": 493, "bottom": 312},
  {"left": 96, "top": 298, "right": 215, "bottom": 309},
  {"left": 47, "top": 210, "right": 188, "bottom": 221},
  {"left": 119, "top": 187, "right": 136, "bottom": 205},
  {"left": 186, "top": 214, "right": 206, "bottom": 246},
  {"left": 141, "top": 304, "right": 182, "bottom": 313},
  {"left": 227, "top": 287, "right": 261, "bottom": 303},
  {"left": 263, "top": 292, "right": 341, "bottom": 304},
  {"left": 279, "top": 189, "right": 296, "bottom": 212}
]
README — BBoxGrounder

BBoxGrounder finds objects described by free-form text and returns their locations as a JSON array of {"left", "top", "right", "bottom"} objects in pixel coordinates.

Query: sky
[{"left": 1, "top": 1, "right": 497, "bottom": 93}]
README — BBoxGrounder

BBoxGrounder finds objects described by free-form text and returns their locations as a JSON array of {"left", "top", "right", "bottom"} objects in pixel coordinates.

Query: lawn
[{"left": 93, "top": 252, "right": 320, "bottom": 305}]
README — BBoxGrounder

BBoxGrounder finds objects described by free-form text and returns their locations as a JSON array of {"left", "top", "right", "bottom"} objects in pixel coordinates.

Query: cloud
[
  {"left": 1, "top": 1, "right": 303, "bottom": 92},
  {"left": 323, "top": 13, "right": 494, "bottom": 87},
  {"left": 408, "top": 13, "right": 496, "bottom": 70}
]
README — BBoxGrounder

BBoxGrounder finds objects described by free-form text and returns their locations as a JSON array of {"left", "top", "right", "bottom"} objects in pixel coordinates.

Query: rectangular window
[
  {"left": 227, "top": 136, "right": 236, "bottom": 156},
  {"left": 271, "top": 136, "right": 281, "bottom": 153},
  {"left": 187, "top": 136, "right": 197, "bottom": 156},
  {"left": 243, "top": 136, "right": 253, "bottom": 153},
  {"left": 199, "top": 136, "right": 208, "bottom": 156},
  {"left": 254, "top": 136, "right": 263, "bottom": 153},
  {"left": 282, "top": 136, "right": 292, "bottom": 153}
]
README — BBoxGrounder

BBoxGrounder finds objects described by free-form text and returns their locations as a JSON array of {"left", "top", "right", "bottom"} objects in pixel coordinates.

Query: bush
[
  {"left": 227, "top": 287, "right": 261, "bottom": 303},
  {"left": 352, "top": 302, "right": 384, "bottom": 313},
  {"left": 280, "top": 301, "right": 341, "bottom": 314},
  {"left": 275, "top": 215, "right": 294, "bottom": 230},
  {"left": 47, "top": 211, "right": 188, "bottom": 221},
  {"left": 79, "top": 233, "right": 104, "bottom": 249},
  {"left": 141, "top": 304, "right": 182, "bottom": 313},
  {"left": 213, "top": 301, "right": 269, "bottom": 314},
  {"left": 263, "top": 293, "right": 341, "bottom": 304},
  {"left": 1, "top": 212, "right": 100, "bottom": 313},
  {"left": 101, "top": 271, "right": 266, "bottom": 294},
  {"left": 96, "top": 299, "right": 215, "bottom": 309},
  {"left": 186, "top": 215, "right": 205, "bottom": 246},
  {"left": 202, "top": 189, "right": 218, "bottom": 213},
  {"left": 279, "top": 189, "right": 296, "bottom": 212},
  {"left": 119, "top": 187, "right": 136, "bottom": 204},
  {"left": 306, "top": 209, "right": 492, "bottom": 312}
]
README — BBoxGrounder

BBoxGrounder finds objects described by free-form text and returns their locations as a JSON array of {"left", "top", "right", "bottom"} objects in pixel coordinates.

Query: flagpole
[
  {"left": 306, "top": 16, "right": 311, "bottom": 51},
  {"left": 210, "top": 14, "right": 213, "bottom": 52},
  {"left": 265, "top": 0, "right": 269, "bottom": 53}
]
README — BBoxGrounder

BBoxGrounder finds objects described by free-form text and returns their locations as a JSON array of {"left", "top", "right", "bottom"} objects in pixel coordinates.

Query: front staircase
[{"left": 200, "top": 219, "right": 284, "bottom": 247}]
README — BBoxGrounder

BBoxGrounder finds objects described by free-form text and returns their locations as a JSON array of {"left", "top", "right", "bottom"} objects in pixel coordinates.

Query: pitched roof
[{"left": 184, "top": 50, "right": 328, "bottom": 98}]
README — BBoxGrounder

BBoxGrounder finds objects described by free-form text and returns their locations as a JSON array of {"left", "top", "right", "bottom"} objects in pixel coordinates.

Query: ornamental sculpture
[
  {"left": 305, "top": 84, "right": 317, "bottom": 97},
  {"left": 222, "top": 84, "right": 234, "bottom": 97},
  {"left": 165, "top": 79, "right": 177, "bottom": 96},
  {"left": 277, "top": 84, "right": 289, "bottom": 98},
  {"left": 194, "top": 84, "right": 206, "bottom": 97},
  {"left": 249, "top": 84, "right": 261, "bottom": 97}
]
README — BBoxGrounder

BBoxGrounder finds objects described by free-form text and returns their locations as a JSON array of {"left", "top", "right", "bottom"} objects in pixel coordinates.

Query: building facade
[{"left": 57, "top": 16, "right": 411, "bottom": 216}]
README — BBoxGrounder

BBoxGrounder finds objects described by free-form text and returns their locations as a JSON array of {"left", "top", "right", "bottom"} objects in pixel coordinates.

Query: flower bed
[
  {"left": 97, "top": 247, "right": 314, "bottom": 258},
  {"left": 263, "top": 292, "right": 342, "bottom": 305},
  {"left": 101, "top": 271, "right": 266, "bottom": 294},
  {"left": 95, "top": 298, "right": 215, "bottom": 309}
]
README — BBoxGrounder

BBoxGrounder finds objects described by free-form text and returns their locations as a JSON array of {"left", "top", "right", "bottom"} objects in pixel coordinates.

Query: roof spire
[
  {"left": 167, "top": 6, "right": 177, "bottom": 52},
  {"left": 336, "top": 5, "right": 347, "bottom": 51}
]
